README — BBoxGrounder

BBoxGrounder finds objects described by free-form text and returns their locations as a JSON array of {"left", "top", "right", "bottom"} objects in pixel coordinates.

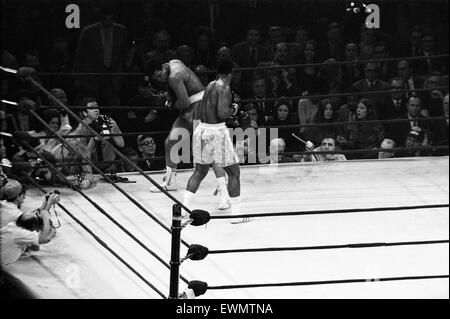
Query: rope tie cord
[
  {"left": 21, "top": 139, "right": 190, "bottom": 285},
  {"left": 24, "top": 175, "right": 167, "bottom": 299}
]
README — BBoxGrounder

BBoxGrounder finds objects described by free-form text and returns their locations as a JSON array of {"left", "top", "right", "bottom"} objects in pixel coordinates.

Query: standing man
[
  {"left": 183, "top": 58, "right": 247, "bottom": 223},
  {"left": 144, "top": 58, "right": 230, "bottom": 210}
]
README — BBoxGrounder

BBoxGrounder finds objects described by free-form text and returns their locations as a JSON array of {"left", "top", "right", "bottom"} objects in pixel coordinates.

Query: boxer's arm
[
  {"left": 168, "top": 76, "right": 190, "bottom": 110},
  {"left": 217, "top": 85, "right": 234, "bottom": 121}
]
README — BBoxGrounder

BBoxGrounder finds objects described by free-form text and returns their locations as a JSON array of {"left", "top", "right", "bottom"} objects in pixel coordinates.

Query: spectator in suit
[
  {"left": 192, "top": 26, "right": 216, "bottom": 68},
  {"left": 318, "top": 22, "right": 344, "bottom": 61},
  {"left": 372, "top": 42, "right": 396, "bottom": 81},
  {"left": 289, "top": 25, "right": 309, "bottom": 64},
  {"left": 432, "top": 94, "right": 449, "bottom": 155},
  {"left": 338, "top": 89, "right": 361, "bottom": 125},
  {"left": 414, "top": 33, "right": 442, "bottom": 76},
  {"left": 261, "top": 43, "right": 300, "bottom": 98},
  {"left": 407, "top": 25, "right": 424, "bottom": 57},
  {"left": 378, "top": 78, "right": 408, "bottom": 121},
  {"left": 352, "top": 62, "right": 390, "bottom": 110},
  {"left": 249, "top": 76, "right": 274, "bottom": 125},
  {"left": 143, "top": 30, "right": 177, "bottom": 63},
  {"left": 341, "top": 42, "right": 363, "bottom": 89},
  {"left": 359, "top": 25, "right": 377, "bottom": 59},
  {"left": 263, "top": 26, "right": 286, "bottom": 60},
  {"left": 391, "top": 96, "right": 432, "bottom": 147},
  {"left": 232, "top": 26, "right": 268, "bottom": 68},
  {"left": 136, "top": 134, "right": 165, "bottom": 171},
  {"left": 73, "top": 2, "right": 128, "bottom": 107},
  {"left": 397, "top": 60, "right": 425, "bottom": 97},
  {"left": 176, "top": 45, "right": 194, "bottom": 69},
  {"left": 421, "top": 72, "right": 446, "bottom": 117}
]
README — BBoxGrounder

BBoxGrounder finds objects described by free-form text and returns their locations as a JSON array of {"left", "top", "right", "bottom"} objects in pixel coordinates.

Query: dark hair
[
  {"left": 80, "top": 97, "right": 97, "bottom": 107},
  {"left": 16, "top": 212, "right": 43, "bottom": 232},
  {"left": 314, "top": 99, "right": 336, "bottom": 123},
  {"left": 144, "top": 57, "right": 164, "bottom": 77},
  {"left": 358, "top": 98, "right": 378, "bottom": 120},
  {"left": 274, "top": 98, "right": 293, "bottom": 112},
  {"left": 217, "top": 58, "right": 233, "bottom": 75},
  {"left": 99, "top": 1, "right": 115, "bottom": 16}
]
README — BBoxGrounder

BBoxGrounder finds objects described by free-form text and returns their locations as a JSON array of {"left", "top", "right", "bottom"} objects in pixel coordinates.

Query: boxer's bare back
[
  {"left": 197, "top": 79, "right": 233, "bottom": 124},
  {"left": 167, "top": 60, "right": 204, "bottom": 122}
]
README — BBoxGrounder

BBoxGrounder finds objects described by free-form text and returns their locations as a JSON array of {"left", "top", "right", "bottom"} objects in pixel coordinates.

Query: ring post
[{"left": 169, "top": 204, "right": 182, "bottom": 299}]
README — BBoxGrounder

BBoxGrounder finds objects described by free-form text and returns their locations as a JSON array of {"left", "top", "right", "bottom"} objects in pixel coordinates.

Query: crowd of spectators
[{"left": 1, "top": 1, "right": 449, "bottom": 191}]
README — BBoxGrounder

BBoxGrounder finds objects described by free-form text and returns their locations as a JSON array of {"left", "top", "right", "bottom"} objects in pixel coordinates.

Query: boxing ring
[
  {"left": 1, "top": 53, "right": 449, "bottom": 299},
  {"left": 3, "top": 156, "right": 449, "bottom": 299}
]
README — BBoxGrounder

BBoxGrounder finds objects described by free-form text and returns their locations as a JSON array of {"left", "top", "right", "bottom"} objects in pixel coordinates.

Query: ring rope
[
  {"left": 32, "top": 86, "right": 450, "bottom": 111},
  {"left": 208, "top": 239, "right": 449, "bottom": 255},
  {"left": 21, "top": 138, "right": 191, "bottom": 285},
  {"left": 41, "top": 145, "right": 450, "bottom": 168},
  {"left": 28, "top": 108, "right": 192, "bottom": 249},
  {"left": 208, "top": 275, "right": 450, "bottom": 291},
  {"left": 30, "top": 115, "right": 450, "bottom": 140},
  {"left": 23, "top": 175, "right": 167, "bottom": 299},
  {"left": 36, "top": 54, "right": 449, "bottom": 77},
  {"left": 210, "top": 203, "right": 449, "bottom": 220},
  {"left": 10, "top": 72, "right": 194, "bottom": 218}
]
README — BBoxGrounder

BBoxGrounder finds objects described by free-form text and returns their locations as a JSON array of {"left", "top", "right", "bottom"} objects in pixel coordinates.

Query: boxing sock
[
  {"left": 230, "top": 196, "right": 241, "bottom": 215},
  {"left": 217, "top": 177, "right": 229, "bottom": 196},
  {"left": 183, "top": 190, "right": 195, "bottom": 208}
]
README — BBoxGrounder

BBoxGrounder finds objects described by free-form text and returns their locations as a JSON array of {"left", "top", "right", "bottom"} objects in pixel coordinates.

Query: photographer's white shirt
[
  {"left": 0, "top": 201, "right": 22, "bottom": 229},
  {"left": 1, "top": 223, "right": 39, "bottom": 266}
]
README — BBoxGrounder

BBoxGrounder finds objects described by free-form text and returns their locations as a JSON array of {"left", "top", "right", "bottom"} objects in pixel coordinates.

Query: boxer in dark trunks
[{"left": 144, "top": 58, "right": 230, "bottom": 210}]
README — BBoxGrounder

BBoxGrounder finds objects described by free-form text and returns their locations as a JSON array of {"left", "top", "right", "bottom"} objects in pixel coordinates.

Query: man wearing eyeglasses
[
  {"left": 136, "top": 135, "right": 165, "bottom": 171},
  {"left": 1, "top": 181, "right": 59, "bottom": 266}
]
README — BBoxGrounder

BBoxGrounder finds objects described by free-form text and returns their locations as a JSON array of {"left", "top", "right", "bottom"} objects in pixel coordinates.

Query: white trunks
[{"left": 192, "top": 122, "right": 239, "bottom": 167}]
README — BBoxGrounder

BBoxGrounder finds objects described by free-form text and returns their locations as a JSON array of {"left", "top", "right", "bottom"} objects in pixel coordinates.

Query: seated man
[
  {"left": 378, "top": 138, "right": 397, "bottom": 159},
  {"left": 268, "top": 138, "right": 296, "bottom": 164},
  {"left": 136, "top": 134, "right": 165, "bottom": 171},
  {"left": 295, "top": 136, "right": 347, "bottom": 162}
]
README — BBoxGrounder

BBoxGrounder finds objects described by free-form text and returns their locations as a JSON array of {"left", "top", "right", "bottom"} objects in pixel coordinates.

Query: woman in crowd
[
  {"left": 338, "top": 98, "right": 384, "bottom": 159},
  {"left": 267, "top": 99, "right": 299, "bottom": 151},
  {"left": 304, "top": 99, "right": 341, "bottom": 147}
]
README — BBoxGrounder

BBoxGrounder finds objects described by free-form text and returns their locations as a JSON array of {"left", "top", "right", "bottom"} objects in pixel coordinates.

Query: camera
[
  {"left": 45, "top": 189, "right": 60, "bottom": 201},
  {"left": 93, "top": 114, "right": 113, "bottom": 135}
]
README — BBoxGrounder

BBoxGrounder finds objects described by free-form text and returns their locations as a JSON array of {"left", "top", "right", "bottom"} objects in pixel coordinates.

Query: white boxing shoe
[{"left": 150, "top": 171, "right": 178, "bottom": 192}]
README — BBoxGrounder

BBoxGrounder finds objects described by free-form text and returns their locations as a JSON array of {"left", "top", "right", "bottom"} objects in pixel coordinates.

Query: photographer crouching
[{"left": 1, "top": 179, "right": 59, "bottom": 267}]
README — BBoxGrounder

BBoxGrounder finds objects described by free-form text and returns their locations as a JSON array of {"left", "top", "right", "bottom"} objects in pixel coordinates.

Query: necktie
[
  {"left": 103, "top": 28, "right": 113, "bottom": 68},
  {"left": 250, "top": 47, "right": 257, "bottom": 66}
]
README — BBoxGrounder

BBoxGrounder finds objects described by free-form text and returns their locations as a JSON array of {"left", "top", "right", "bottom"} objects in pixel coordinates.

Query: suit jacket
[
  {"left": 352, "top": 78, "right": 390, "bottom": 111},
  {"left": 74, "top": 22, "right": 128, "bottom": 90},
  {"left": 378, "top": 98, "right": 408, "bottom": 121},
  {"left": 232, "top": 42, "right": 270, "bottom": 67}
]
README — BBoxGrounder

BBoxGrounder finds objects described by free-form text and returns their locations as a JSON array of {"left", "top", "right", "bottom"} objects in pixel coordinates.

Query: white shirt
[
  {"left": 1, "top": 223, "right": 39, "bottom": 266},
  {"left": 0, "top": 201, "right": 22, "bottom": 229}
]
